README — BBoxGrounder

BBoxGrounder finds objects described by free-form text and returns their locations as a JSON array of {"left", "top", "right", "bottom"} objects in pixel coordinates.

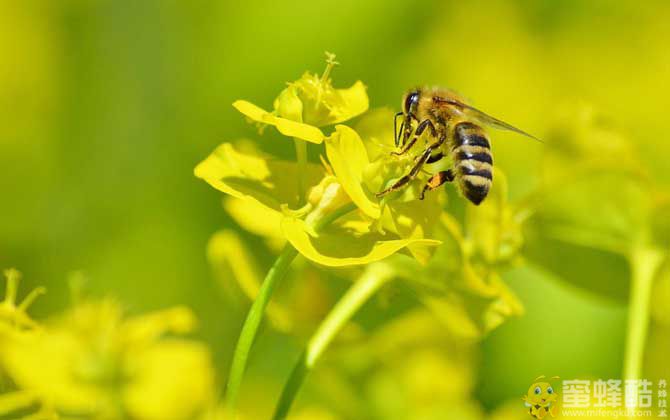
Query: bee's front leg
[
  {"left": 377, "top": 137, "right": 443, "bottom": 198},
  {"left": 392, "top": 119, "right": 436, "bottom": 156}
]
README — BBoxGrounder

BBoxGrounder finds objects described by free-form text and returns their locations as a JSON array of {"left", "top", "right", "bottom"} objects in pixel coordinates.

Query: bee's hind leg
[
  {"left": 419, "top": 169, "right": 454, "bottom": 200},
  {"left": 392, "top": 119, "right": 436, "bottom": 156}
]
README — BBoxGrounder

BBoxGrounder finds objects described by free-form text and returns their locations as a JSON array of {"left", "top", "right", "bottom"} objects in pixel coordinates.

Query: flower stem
[
  {"left": 224, "top": 203, "right": 358, "bottom": 414},
  {"left": 623, "top": 247, "right": 664, "bottom": 380},
  {"left": 225, "top": 243, "right": 298, "bottom": 412},
  {"left": 294, "top": 139, "right": 308, "bottom": 205},
  {"left": 272, "top": 264, "right": 393, "bottom": 420},
  {"left": 311, "top": 202, "right": 357, "bottom": 233}
]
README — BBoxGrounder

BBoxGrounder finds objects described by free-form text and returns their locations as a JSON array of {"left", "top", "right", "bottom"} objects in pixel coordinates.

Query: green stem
[
  {"left": 224, "top": 203, "right": 358, "bottom": 414},
  {"left": 623, "top": 247, "right": 664, "bottom": 380},
  {"left": 311, "top": 202, "right": 357, "bottom": 233},
  {"left": 225, "top": 244, "right": 298, "bottom": 411},
  {"left": 272, "top": 264, "right": 393, "bottom": 420},
  {"left": 294, "top": 139, "right": 308, "bottom": 205}
]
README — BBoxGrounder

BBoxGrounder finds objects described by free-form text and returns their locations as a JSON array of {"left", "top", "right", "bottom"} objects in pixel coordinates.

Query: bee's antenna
[{"left": 394, "top": 112, "right": 403, "bottom": 147}]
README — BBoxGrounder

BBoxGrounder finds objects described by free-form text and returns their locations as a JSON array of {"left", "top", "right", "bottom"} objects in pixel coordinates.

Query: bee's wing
[{"left": 444, "top": 99, "right": 543, "bottom": 143}]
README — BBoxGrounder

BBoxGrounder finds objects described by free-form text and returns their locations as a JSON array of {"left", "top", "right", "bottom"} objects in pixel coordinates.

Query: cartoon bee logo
[{"left": 523, "top": 376, "right": 560, "bottom": 419}]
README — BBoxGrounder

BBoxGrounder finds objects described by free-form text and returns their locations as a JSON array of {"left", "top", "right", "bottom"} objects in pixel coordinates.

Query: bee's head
[{"left": 403, "top": 89, "right": 421, "bottom": 115}]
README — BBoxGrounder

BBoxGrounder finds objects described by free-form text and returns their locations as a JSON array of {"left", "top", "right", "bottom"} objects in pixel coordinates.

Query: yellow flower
[
  {"left": 329, "top": 108, "right": 449, "bottom": 263},
  {"left": 0, "top": 268, "right": 45, "bottom": 331},
  {"left": 233, "top": 52, "right": 369, "bottom": 144},
  {"left": 123, "top": 339, "right": 215, "bottom": 420},
  {"left": 197, "top": 55, "right": 453, "bottom": 268},
  {"left": 318, "top": 309, "right": 484, "bottom": 419},
  {"left": 195, "top": 141, "right": 440, "bottom": 267},
  {"left": 382, "top": 170, "right": 525, "bottom": 338},
  {"left": 1, "top": 298, "right": 216, "bottom": 420},
  {"left": 325, "top": 125, "right": 380, "bottom": 219}
]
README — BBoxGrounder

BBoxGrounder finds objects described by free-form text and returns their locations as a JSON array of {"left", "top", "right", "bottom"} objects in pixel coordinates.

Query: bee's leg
[
  {"left": 426, "top": 151, "right": 444, "bottom": 164},
  {"left": 393, "top": 119, "right": 436, "bottom": 156},
  {"left": 419, "top": 169, "right": 454, "bottom": 200},
  {"left": 393, "top": 112, "right": 404, "bottom": 147},
  {"left": 377, "top": 141, "right": 440, "bottom": 197},
  {"left": 399, "top": 113, "right": 420, "bottom": 147}
]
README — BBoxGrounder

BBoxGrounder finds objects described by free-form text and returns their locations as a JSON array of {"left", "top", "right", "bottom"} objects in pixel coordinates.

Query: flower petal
[
  {"left": 325, "top": 125, "right": 380, "bottom": 219},
  {"left": 281, "top": 216, "right": 441, "bottom": 267},
  {"left": 385, "top": 194, "right": 443, "bottom": 265},
  {"left": 194, "top": 142, "right": 324, "bottom": 213},
  {"left": 223, "top": 198, "right": 285, "bottom": 250},
  {"left": 123, "top": 341, "right": 215, "bottom": 420},
  {"left": 233, "top": 100, "right": 325, "bottom": 144},
  {"left": 207, "top": 230, "right": 292, "bottom": 332},
  {"left": 232, "top": 100, "right": 269, "bottom": 123},
  {"left": 291, "top": 71, "right": 369, "bottom": 127},
  {"left": 272, "top": 116, "right": 326, "bottom": 144},
  {"left": 328, "top": 80, "right": 369, "bottom": 124},
  {"left": 273, "top": 86, "right": 304, "bottom": 122}
]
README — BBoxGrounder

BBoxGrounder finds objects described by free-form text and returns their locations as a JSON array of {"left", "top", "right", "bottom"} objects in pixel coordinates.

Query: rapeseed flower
[
  {"left": 0, "top": 268, "right": 44, "bottom": 332},
  {"left": 1, "top": 298, "right": 216, "bottom": 420},
  {"left": 233, "top": 52, "right": 368, "bottom": 144}
]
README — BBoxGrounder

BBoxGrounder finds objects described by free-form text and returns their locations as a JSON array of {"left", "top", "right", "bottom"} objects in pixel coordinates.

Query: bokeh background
[{"left": 2, "top": 0, "right": 669, "bottom": 418}]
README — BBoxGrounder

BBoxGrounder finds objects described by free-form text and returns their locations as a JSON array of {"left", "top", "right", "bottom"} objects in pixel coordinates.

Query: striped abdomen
[{"left": 451, "top": 122, "right": 493, "bottom": 205}]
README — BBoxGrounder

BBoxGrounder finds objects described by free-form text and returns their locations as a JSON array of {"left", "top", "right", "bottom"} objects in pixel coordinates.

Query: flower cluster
[
  {"left": 195, "top": 54, "right": 532, "bottom": 417},
  {"left": 195, "top": 55, "right": 444, "bottom": 269},
  {"left": 523, "top": 105, "right": 670, "bottom": 301},
  {"left": 0, "top": 270, "right": 216, "bottom": 420}
]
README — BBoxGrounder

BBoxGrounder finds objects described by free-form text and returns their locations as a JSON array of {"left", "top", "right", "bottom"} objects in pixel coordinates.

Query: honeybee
[{"left": 376, "top": 87, "right": 540, "bottom": 205}]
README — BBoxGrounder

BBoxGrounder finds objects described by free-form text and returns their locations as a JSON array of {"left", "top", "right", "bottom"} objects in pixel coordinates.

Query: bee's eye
[
  {"left": 547, "top": 387, "right": 553, "bottom": 394},
  {"left": 534, "top": 387, "right": 542, "bottom": 395},
  {"left": 404, "top": 91, "right": 419, "bottom": 113}
]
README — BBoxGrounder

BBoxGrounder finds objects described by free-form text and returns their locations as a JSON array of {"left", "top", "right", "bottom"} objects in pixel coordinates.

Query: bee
[
  {"left": 522, "top": 376, "right": 560, "bottom": 419},
  {"left": 376, "top": 87, "right": 540, "bottom": 205}
]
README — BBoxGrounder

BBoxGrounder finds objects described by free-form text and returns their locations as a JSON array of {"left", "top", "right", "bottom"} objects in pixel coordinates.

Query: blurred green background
[{"left": 2, "top": 0, "right": 669, "bottom": 417}]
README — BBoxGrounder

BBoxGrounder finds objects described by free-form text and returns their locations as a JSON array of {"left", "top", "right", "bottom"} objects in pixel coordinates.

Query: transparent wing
[{"left": 441, "top": 98, "right": 543, "bottom": 143}]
